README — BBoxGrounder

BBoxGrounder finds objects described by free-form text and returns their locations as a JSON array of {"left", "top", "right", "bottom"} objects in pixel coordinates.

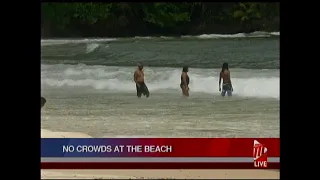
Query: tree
[
  {"left": 233, "top": 3, "right": 262, "bottom": 31},
  {"left": 141, "top": 3, "right": 191, "bottom": 28}
]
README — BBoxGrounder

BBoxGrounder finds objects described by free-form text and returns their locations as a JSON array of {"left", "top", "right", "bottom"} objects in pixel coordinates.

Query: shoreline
[
  {"left": 41, "top": 129, "right": 93, "bottom": 138},
  {"left": 41, "top": 169, "right": 279, "bottom": 179},
  {"left": 40, "top": 31, "right": 280, "bottom": 39},
  {"left": 41, "top": 129, "right": 279, "bottom": 179}
]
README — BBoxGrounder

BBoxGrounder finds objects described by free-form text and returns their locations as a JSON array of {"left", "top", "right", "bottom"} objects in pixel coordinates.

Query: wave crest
[
  {"left": 41, "top": 64, "right": 279, "bottom": 99},
  {"left": 41, "top": 31, "right": 279, "bottom": 46}
]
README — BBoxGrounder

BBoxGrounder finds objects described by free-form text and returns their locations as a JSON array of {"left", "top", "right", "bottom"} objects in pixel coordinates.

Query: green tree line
[{"left": 41, "top": 2, "right": 280, "bottom": 38}]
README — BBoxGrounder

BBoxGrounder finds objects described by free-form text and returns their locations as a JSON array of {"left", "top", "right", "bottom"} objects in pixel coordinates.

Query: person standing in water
[
  {"left": 219, "top": 62, "right": 233, "bottom": 97},
  {"left": 180, "top": 66, "right": 190, "bottom": 97},
  {"left": 134, "top": 63, "right": 150, "bottom": 98}
]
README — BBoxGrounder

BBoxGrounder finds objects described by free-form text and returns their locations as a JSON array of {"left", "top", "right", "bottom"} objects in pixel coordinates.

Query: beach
[
  {"left": 41, "top": 33, "right": 279, "bottom": 179},
  {"left": 41, "top": 169, "right": 279, "bottom": 179},
  {"left": 41, "top": 34, "right": 279, "bottom": 138}
]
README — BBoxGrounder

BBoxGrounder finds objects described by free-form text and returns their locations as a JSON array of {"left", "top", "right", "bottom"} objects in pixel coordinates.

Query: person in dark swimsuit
[
  {"left": 180, "top": 66, "right": 190, "bottom": 97},
  {"left": 134, "top": 63, "right": 150, "bottom": 98},
  {"left": 219, "top": 62, "right": 233, "bottom": 97}
]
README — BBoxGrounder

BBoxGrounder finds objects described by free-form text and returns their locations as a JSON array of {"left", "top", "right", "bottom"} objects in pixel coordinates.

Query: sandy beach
[
  {"left": 41, "top": 129, "right": 93, "bottom": 138},
  {"left": 41, "top": 169, "right": 279, "bottom": 179},
  {"left": 41, "top": 129, "right": 279, "bottom": 179}
]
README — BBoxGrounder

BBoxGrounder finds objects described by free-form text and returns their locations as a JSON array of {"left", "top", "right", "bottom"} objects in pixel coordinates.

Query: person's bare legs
[{"left": 182, "top": 87, "right": 189, "bottom": 97}]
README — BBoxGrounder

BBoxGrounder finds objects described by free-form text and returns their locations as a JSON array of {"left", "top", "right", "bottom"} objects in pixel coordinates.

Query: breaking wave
[
  {"left": 41, "top": 64, "right": 279, "bottom": 99},
  {"left": 41, "top": 31, "right": 279, "bottom": 46}
]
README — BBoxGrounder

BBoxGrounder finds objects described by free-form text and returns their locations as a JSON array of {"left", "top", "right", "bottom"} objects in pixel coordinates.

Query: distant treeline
[{"left": 41, "top": 2, "right": 280, "bottom": 38}]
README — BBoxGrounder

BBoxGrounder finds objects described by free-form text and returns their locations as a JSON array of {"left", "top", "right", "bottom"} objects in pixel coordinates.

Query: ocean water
[{"left": 41, "top": 31, "right": 280, "bottom": 138}]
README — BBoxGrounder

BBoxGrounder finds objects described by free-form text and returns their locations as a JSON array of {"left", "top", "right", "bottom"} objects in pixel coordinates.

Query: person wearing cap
[{"left": 133, "top": 63, "right": 150, "bottom": 98}]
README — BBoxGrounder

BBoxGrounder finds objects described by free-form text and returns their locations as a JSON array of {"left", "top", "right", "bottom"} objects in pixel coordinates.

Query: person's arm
[
  {"left": 229, "top": 72, "right": 233, "bottom": 90},
  {"left": 219, "top": 72, "right": 222, "bottom": 91},
  {"left": 141, "top": 71, "right": 145, "bottom": 83},
  {"left": 133, "top": 71, "right": 137, "bottom": 83}
]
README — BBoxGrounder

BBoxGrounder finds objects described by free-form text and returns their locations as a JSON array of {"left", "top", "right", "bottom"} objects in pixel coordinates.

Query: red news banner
[{"left": 41, "top": 138, "right": 280, "bottom": 169}]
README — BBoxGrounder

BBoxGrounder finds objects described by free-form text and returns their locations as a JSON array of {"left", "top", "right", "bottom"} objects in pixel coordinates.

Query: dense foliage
[{"left": 41, "top": 2, "right": 280, "bottom": 38}]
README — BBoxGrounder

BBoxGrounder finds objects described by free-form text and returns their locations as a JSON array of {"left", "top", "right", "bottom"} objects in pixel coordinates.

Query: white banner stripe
[{"left": 41, "top": 157, "right": 279, "bottom": 163}]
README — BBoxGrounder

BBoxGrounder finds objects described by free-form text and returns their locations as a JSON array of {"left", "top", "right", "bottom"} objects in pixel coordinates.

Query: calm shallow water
[{"left": 41, "top": 85, "right": 279, "bottom": 137}]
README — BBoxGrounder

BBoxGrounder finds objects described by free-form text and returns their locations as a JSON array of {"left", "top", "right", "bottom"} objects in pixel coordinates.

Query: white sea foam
[
  {"left": 41, "top": 64, "right": 279, "bottom": 99},
  {"left": 41, "top": 31, "right": 279, "bottom": 46}
]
